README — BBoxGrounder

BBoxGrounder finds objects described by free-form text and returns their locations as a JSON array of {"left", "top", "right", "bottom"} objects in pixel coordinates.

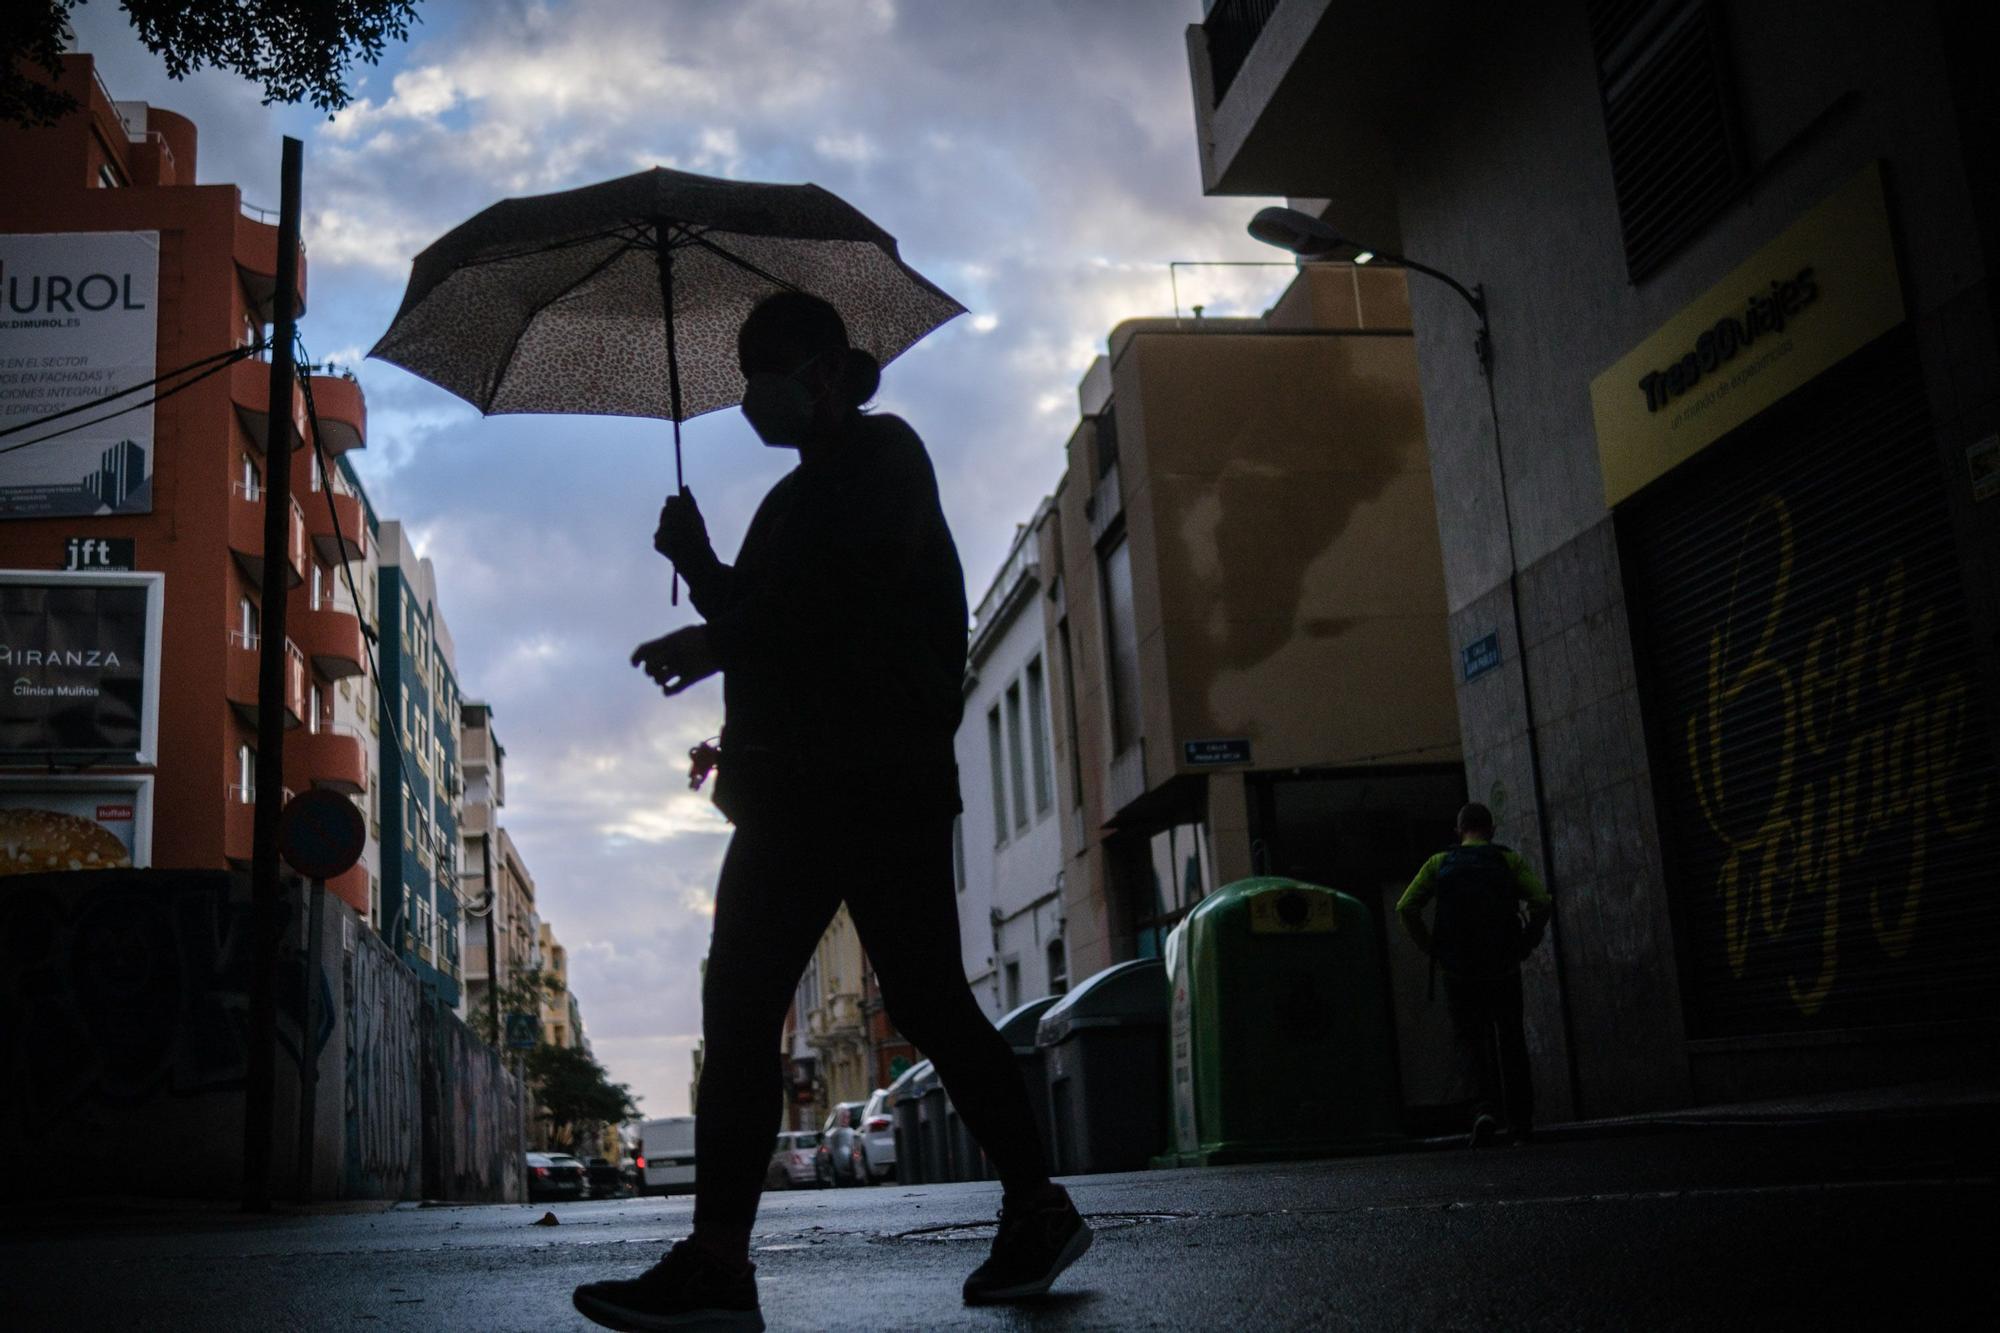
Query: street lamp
[{"left": 1248, "top": 206, "right": 1491, "bottom": 373}]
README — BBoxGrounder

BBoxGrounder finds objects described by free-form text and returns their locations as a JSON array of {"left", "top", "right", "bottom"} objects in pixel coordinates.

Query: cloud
[{"left": 67, "top": 0, "right": 1285, "bottom": 1118}]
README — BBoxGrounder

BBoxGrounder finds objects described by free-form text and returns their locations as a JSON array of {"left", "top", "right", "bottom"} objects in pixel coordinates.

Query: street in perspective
[{"left": 3, "top": 2, "right": 1998, "bottom": 1330}]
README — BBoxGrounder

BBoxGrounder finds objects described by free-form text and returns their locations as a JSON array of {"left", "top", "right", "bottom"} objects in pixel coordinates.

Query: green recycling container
[{"left": 1162, "top": 877, "right": 1399, "bottom": 1167}]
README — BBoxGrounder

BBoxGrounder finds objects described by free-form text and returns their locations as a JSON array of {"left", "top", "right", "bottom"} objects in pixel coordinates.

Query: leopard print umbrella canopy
[{"left": 368, "top": 167, "right": 965, "bottom": 426}]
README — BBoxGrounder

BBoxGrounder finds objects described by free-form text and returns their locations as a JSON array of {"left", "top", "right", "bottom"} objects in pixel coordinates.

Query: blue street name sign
[
  {"left": 1462, "top": 632, "right": 1501, "bottom": 682},
  {"left": 1184, "top": 738, "right": 1252, "bottom": 766}
]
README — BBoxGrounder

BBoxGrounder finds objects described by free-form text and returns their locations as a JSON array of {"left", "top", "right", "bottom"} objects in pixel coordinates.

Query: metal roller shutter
[{"left": 1622, "top": 329, "right": 1999, "bottom": 1039}]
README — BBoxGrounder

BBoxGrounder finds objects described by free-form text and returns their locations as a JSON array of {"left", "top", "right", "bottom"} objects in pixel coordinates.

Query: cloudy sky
[{"left": 74, "top": 0, "right": 1291, "bottom": 1116}]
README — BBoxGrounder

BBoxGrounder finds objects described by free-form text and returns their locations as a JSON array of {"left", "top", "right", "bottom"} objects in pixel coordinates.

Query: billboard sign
[
  {"left": 0, "top": 570, "right": 163, "bottom": 762},
  {"left": 0, "top": 775, "right": 153, "bottom": 874},
  {"left": 0, "top": 231, "right": 160, "bottom": 518}
]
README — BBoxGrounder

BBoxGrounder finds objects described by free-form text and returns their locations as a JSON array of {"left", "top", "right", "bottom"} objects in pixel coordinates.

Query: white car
[
  {"left": 766, "top": 1131, "right": 822, "bottom": 1189},
  {"left": 857, "top": 1087, "right": 897, "bottom": 1183},
  {"left": 638, "top": 1116, "right": 696, "bottom": 1196}
]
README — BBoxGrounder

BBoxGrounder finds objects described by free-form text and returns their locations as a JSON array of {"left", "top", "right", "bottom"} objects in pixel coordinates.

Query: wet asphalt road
[{"left": 5, "top": 1117, "right": 1992, "bottom": 1330}]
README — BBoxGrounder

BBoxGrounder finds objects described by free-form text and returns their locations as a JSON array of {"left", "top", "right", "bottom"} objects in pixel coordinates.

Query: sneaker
[
  {"left": 962, "top": 1186, "right": 1093, "bottom": 1305},
  {"left": 572, "top": 1240, "right": 764, "bottom": 1332},
  {"left": 1469, "top": 1114, "right": 1500, "bottom": 1148}
]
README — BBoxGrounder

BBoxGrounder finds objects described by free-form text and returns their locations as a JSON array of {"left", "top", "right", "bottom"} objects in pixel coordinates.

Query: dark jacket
[{"left": 684, "top": 413, "right": 967, "bottom": 823}]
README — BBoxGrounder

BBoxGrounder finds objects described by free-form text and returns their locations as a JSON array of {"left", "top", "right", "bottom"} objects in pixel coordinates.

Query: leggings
[{"left": 693, "top": 812, "right": 1050, "bottom": 1231}]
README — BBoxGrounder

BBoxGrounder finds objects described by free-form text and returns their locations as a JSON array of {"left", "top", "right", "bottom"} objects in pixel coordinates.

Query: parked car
[
  {"left": 817, "top": 1100, "right": 870, "bottom": 1187},
  {"left": 526, "top": 1151, "right": 586, "bottom": 1202},
  {"left": 856, "top": 1087, "right": 896, "bottom": 1183},
  {"left": 765, "top": 1131, "right": 822, "bottom": 1190},
  {"left": 638, "top": 1116, "right": 697, "bottom": 1196},
  {"left": 584, "top": 1157, "right": 630, "bottom": 1199}
]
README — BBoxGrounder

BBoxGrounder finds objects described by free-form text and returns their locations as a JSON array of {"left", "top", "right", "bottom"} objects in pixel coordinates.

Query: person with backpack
[{"left": 1395, "top": 801, "right": 1552, "bottom": 1146}]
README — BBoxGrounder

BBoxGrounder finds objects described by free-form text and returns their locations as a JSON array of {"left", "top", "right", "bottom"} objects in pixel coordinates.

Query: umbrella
[{"left": 368, "top": 166, "right": 965, "bottom": 489}]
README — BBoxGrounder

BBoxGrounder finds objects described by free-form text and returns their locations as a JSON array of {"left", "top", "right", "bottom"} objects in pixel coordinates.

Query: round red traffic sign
[{"left": 280, "top": 788, "right": 366, "bottom": 880}]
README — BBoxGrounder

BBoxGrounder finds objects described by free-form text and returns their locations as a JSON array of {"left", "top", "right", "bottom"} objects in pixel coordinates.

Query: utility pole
[{"left": 244, "top": 135, "right": 303, "bottom": 1213}]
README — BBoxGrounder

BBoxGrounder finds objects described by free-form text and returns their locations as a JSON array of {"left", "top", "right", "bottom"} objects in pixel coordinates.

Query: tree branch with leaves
[{"left": 4, "top": 0, "right": 422, "bottom": 128}]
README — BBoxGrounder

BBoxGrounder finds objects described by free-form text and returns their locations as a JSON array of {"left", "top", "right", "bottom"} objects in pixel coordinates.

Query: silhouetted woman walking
[{"left": 573, "top": 292, "right": 1089, "bottom": 1332}]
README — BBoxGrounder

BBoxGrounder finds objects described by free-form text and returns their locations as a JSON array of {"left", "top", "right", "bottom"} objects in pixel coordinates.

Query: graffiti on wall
[
  {"left": 1682, "top": 495, "right": 1993, "bottom": 1019},
  {"left": 0, "top": 871, "right": 329, "bottom": 1130},
  {"left": 433, "top": 1008, "right": 526, "bottom": 1203},
  {"left": 343, "top": 927, "right": 421, "bottom": 1199}
]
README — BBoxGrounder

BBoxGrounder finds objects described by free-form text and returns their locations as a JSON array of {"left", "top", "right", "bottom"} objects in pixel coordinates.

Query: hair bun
[{"left": 841, "top": 346, "right": 881, "bottom": 408}]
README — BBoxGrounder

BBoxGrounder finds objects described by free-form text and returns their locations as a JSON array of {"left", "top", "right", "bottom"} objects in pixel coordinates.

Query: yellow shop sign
[{"left": 1590, "top": 161, "right": 1905, "bottom": 506}]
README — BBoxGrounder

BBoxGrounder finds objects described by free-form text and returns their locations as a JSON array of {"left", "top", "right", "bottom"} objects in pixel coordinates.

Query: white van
[{"left": 638, "top": 1116, "right": 697, "bottom": 1196}]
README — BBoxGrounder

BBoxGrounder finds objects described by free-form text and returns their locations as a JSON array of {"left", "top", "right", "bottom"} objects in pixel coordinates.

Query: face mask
[{"left": 739, "top": 354, "right": 826, "bottom": 447}]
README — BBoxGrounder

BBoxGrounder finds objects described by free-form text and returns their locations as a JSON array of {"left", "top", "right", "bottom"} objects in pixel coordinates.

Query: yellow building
[{"left": 800, "top": 905, "right": 871, "bottom": 1112}]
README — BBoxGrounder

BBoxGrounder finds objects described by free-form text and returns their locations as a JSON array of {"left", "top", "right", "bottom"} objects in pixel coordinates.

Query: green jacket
[{"left": 1395, "top": 838, "right": 1551, "bottom": 977}]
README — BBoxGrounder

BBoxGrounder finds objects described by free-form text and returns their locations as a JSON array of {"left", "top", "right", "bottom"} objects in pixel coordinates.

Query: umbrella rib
[
  {"left": 454, "top": 224, "right": 647, "bottom": 271},
  {"left": 479, "top": 237, "right": 651, "bottom": 414},
  {"left": 679, "top": 231, "right": 805, "bottom": 294}
]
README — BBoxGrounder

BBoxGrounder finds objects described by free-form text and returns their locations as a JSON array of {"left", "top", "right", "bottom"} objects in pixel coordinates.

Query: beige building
[
  {"left": 799, "top": 905, "right": 871, "bottom": 1112},
  {"left": 538, "top": 920, "right": 585, "bottom": 1051},
  {"left": 1041, "top": 264, "right": 1470, "bottom": 1109},
  {"left": 459, "top": 703, "right": 541, "bottom": 1026}
]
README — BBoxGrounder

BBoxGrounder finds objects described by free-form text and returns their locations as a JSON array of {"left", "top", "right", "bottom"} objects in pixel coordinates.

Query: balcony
[
  {"left": 325, "top": 862, "right": 369, "bottom": 914},
  {"left": 291, "top": 597, "right": 364, "bottom": 681},
  {"left": 1186, "top": 0, "right": 1428, "bottom": 249},
  {"left": 223, "top": 782, "right": 296, "bottom": 862},
  {"left": 297, "top": 724, "right": 368, "bottom": 795},
  {"left": 234, "top": 202, "right": 307, "bottom": 323},
  {"left": 302, "top": 483, "right": 364, "bottom": 563},
  {"left": 304, "top": 372, "right": 366, "bottom": 457},
  {"left": 229, "top": 481, "right": 306, "bottom": 588},
  {"left": 225, "top": 630, "right": 307, "bottom": 729},
  {"left": 231, "top": 355, "right": 306, "bottom": 454}
]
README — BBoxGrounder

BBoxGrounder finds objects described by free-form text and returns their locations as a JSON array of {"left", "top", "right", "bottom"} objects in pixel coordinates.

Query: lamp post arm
[{"left": 1362, "top": 251, "right": 1491, "bottom": 374}]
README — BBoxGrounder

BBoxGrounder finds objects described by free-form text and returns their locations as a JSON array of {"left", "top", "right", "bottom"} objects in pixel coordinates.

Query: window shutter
[{"left": 1588, "top": 0, "right": 1749, "bottom": 282}]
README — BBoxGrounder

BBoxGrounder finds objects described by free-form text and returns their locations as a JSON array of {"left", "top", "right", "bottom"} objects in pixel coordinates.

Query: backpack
[{"left": 1430, "top": 843, "right": 1524, "bottom": 976}]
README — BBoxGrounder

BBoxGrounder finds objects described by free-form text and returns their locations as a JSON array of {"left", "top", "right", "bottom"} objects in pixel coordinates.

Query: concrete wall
[{"left": 1, "top": 869, "right": 523, "bottom": 1200}]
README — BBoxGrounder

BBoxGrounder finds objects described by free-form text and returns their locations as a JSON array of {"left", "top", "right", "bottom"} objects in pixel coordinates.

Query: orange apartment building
[{"left": 0, "top": 55, "right": 373, "bottom": 910}]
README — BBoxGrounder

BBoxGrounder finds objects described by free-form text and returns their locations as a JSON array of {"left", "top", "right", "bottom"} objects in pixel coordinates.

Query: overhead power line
[{"left": 0, "top": 341, "right": 267, "bottom": 458}]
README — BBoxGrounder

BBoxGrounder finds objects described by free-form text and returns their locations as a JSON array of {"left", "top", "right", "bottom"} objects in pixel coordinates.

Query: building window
[
  {"left": 1587, "top": 0, "right": 1748, "bottom": 282},
  {"left": 1093, "top": 405, "right": 1119, "bottom": 479},
  {"left": 987, "top": 704, "right": 1008, "bottom": 846},
  {"left": 1005, "top": 681, "right": 1029, "bottom": 833},
  {"left": 97, "top": 163, "right": 122, "bottom": 189},
  {"left": 1047, "top": 937, "right": 1068, "bottom": 996},
  {"left": 237, "top": 744, "right": 255, "bottom": 800},
  {"left": 1003, "top": 959, "right": 1021, "bottom": 1012},
  {"left": 1100, "top": 535, "right": 1143, "bottom": 754},
  {"left": 952, "top": 814, "right": 967, "bottom": 895},
  {"left": 1055, "top": 619, "right": 1084, "bottom": 810},
  {"left": 238, "top": 597, "right": 258, "bottom": 648},
  {"left": 1136, "top": 822, "right": 1216, "bottom": 957},
  {"left": 241, "top": 455, "right": 260, "bottom": 499},
  {"left": 309, "top": 683, "right": 323, "bottom": 734},
  {"left": 1025, "top": 655, "right": 1053, "bottom": 816}
]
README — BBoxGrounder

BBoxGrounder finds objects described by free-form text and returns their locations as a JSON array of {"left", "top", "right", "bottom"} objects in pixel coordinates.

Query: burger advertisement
[{"left": 0, "top": 784, "right": 144, "bottom": 876}]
